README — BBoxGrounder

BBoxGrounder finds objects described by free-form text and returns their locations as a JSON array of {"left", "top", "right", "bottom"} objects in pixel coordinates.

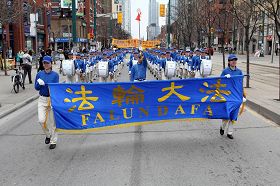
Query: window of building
[{"left": 38, "top": 9, "right": 44, "bottom": 25}]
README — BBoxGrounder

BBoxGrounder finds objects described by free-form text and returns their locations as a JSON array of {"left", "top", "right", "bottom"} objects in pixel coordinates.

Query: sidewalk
[
  {"left": 0, "top": 64, "right": 63, "bottom": 119},
  {"left": 217, "top": 52, "right": 279, "bottom": 68}
]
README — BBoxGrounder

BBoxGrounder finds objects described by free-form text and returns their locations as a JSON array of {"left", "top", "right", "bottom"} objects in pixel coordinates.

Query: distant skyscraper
[
  {"left": 148, "top": 0, "right": 160, "bottom": 40},
  {"left": 121, "top": 0, "right": 131, "bottom": 35}
]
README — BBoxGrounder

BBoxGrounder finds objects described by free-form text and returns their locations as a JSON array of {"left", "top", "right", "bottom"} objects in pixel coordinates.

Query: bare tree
[
  {"left": 215, "top": 1, "right": 233, "bottom": 69},
  {"left": 255, "top": 0, "right": 280, "bottom": 100},
  {"left": 172, "top": 0, "right": 197, "bottom": 49},
  {"left": 0, "top": 0, "right": 23, "bottom": 75},
  {"left": 232, "top": 0, "right": 259, "bottom": 88}
]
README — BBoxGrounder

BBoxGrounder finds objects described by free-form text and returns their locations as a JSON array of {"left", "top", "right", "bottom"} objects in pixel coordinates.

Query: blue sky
[{"left": 131, "top": 0, "right": 168, "bottom": 40}]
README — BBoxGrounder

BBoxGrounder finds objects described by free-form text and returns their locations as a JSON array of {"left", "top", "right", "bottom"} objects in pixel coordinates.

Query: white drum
[
  {"left": 62, "top": 60, "right": 75, "bottom": 76},
  {"left": 180, "top": 62, "right": 184, "bottom": 69},
  {"left": 200, "top": 59, "right": 212, "bottom": 77},
  {"left": 113, "top": 64, "right": 118, "bottom": 72},
  {"left": 165, "top": 61, "right": 176, "bottom": 78},
  {"left": 184, "top": 62, "right": 189, "bottom": 70},
  {"left": 98, "top": 61, "right": 109, "bottom": 77}
]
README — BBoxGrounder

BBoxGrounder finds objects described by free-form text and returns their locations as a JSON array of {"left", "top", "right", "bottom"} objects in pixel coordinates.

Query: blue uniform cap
[
  {"left": 228, "top": 54, "right": 238, "bottom": 61},
  {"left": 76, "top": 53, "right": 81, "bottom": 56},
  {"left": 43, "top": 56, "right": 52, "bottom": 63},
  {"left": 200, "top": 48, "right": 205, "bottom": 53}
]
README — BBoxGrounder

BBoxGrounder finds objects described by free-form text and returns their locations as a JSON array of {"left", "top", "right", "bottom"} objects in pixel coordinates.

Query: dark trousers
[{"left": 22, "top": 64, "right": 32, "bottom": 84}]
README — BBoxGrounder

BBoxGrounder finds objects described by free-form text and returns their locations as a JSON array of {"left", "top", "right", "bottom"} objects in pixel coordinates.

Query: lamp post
[
  {"left": 72, "top": 0, "right": 77, "bottom": 45},
  {"left": 93, "top": 0, "right": 97, "bottom": 41},
  {"left": 167, "top": 0, "right": 171, "bottom": 49}
]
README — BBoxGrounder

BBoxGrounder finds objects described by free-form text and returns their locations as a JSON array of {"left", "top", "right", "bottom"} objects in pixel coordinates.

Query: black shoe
[
  {"left": 220, "top": 127, "right": 224, "bottom": 135},
  {"left": 45, "top": 137, "right": 50, "bottom": 144},
  {"left": 29, "top": 81, "right": 33, "bottom": 84},
  {"left": 227, "top": 134, "right": 234, "bottom": 139},
  {"left": 49, "top": 144, "right": 56, "bottom": 149}
]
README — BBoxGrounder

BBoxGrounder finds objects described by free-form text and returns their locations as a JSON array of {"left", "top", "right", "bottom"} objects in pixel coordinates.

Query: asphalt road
[{"left": 0, "top": 65, "right": 280, "bottom": 186}]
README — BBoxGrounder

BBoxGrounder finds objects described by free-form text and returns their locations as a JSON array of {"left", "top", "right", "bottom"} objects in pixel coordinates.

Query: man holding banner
[
  {"left": 220, "top": 54, "right": 244, "bottom": 139},
  {"left": 130, "top": 51, "right": 147, "bottom": 82},
  {"left": 34, "top": 56, "right": 59, "bottom": 149}
]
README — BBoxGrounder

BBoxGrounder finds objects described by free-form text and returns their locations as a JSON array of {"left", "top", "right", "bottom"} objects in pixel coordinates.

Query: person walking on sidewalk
[
  {"left": 38, "top": 50, "right": 45, "bottom": 72},
  {"left": 22, "top": 50, "right": 33, "bottom": 84},
  {"left": 34, "top": 56, "right": 59, "bottom": 149},
  {"left": 220, "top": 54, "right": 244, "bottom": 139}
]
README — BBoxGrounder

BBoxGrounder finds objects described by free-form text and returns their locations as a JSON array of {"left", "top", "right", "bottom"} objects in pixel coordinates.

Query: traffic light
[
  {"left": 117, "top": 12, "right": 123, "bottom": 24},
  {"left": 160, "top": 4, "right": 165, "bottom": 17},
  {"left": 88, "top": 33, "right": 94, "bottom": 39}
]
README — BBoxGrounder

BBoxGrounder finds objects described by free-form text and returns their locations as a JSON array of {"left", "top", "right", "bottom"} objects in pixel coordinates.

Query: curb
[
  {"left": 0, "top": 94, "right": 39, "bottom": 119},
  {"left": 246, "top": 99, "right": 280, "bottom": 125},
  {"left": 241, "top": 62, "right": 278, "bottom": 69}
]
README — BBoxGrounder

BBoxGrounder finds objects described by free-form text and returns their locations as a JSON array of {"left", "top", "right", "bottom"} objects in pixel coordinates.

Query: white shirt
[{"left": 22, "top": 53, "right": 32, "bottom": 65}]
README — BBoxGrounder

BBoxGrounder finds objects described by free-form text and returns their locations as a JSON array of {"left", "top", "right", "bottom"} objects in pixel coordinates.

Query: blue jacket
[
  {"left": 221, "top": 67, "right": 243, "bottom": 76},
  {"left": 130, "top": 57, "right": 147, "bottom": 81},
  {"left": 34, "top": 70, "right": 59, "bottom": 97}
]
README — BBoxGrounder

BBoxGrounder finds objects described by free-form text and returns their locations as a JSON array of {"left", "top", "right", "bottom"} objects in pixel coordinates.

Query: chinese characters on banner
[{"left": 48, "top": 76, "right": 244, "bottom": 133}]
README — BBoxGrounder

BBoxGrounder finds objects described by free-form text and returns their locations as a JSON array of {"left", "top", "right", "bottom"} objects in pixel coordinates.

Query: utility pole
[
  {"left": 35, "top": 12, "right": 38, "bottom": 69},
  {"left": 72, "top": 0, "right": 77, "bottom": 46},
  {"left": 167, "top": 0, "right": 171, "bottom": 49},
  {"left": 260, "top": 10, "right": 265, "bottom": 57},
  {"left": 94, "top": 0, "right": 97, "bottom": 41}
]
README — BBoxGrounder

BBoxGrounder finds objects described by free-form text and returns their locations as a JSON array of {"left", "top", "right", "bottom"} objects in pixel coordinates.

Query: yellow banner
[
  {"left": 112, "top": 39, "right": 160, "bottom": 49},
  {"left": 142, "top": 40, "right": 161, "bottom": 49}
]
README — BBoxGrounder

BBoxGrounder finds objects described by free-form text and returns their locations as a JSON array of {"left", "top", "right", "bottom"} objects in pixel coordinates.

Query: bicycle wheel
[{"left": 14, "top": 81, "right": 19, "bottom": 93}]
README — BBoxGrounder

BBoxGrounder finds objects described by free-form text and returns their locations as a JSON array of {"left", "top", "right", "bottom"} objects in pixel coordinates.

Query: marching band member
[
  {"left": 192, "top": 49, "right": 201, "bottom": 78},
  {"left": 128, "top": 51, "right": 140, "bottom": 75},
  {"left": 162, "top": 51, "right": 176, "bottom": 80},
  {"left": 130, "top": 52, "right": 147, "bottom": 82},
  {"left": 199, "top": 48, "right": 213, "bottom": 78},
  {"left": 183, "top": 49, "right": 191, "bottom": 78},
  {"left": 34, "top": 56, "right": 59, "bottom": 149},
  {"left": 74, "top": 53, "right": 84, "bottom": 82},
  {"left": 220, "top": 54, "right": 244, "bottom": 139}
]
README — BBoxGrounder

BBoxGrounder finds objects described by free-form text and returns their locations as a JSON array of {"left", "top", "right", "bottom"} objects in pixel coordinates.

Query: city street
[{"left": 0, "top": 66, "right": 279, "bottom": 186}]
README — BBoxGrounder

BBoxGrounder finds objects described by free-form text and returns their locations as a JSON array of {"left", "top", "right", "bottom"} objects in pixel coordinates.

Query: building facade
[
  {"left": 120, "top": 0, "right": 131, "bottom": 35},
  {"left": 147, "top": 0, "right": 160, "bottom": 40}
]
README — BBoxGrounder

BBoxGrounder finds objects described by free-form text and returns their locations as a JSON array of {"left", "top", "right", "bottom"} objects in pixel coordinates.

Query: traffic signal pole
[{"left": 167, "top": 0, "right": 171, "bottom": 49}]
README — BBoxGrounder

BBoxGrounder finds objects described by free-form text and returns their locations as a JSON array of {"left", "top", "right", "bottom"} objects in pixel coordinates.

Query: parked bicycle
[{"left": 11, "top": 66, "right": 25, "bottom": 93}]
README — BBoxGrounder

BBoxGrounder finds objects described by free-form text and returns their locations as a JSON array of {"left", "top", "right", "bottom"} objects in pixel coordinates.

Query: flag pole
[{"left": 139, "top": 20, "right": 141, "bottom": 45}]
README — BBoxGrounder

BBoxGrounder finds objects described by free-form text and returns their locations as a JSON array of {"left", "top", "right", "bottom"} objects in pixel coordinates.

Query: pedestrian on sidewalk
[
  {"left": 34, "top": 55, "right": 59, "bottom": 149},
  {"left": 22, "top": 50, "right": 33, "bottom": 84},
  {"left": 220, "top": 54, "right": 244, "bottom": 139},
  {"left": 38, "top": 50, "right": 45, "bottom": 72}
]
